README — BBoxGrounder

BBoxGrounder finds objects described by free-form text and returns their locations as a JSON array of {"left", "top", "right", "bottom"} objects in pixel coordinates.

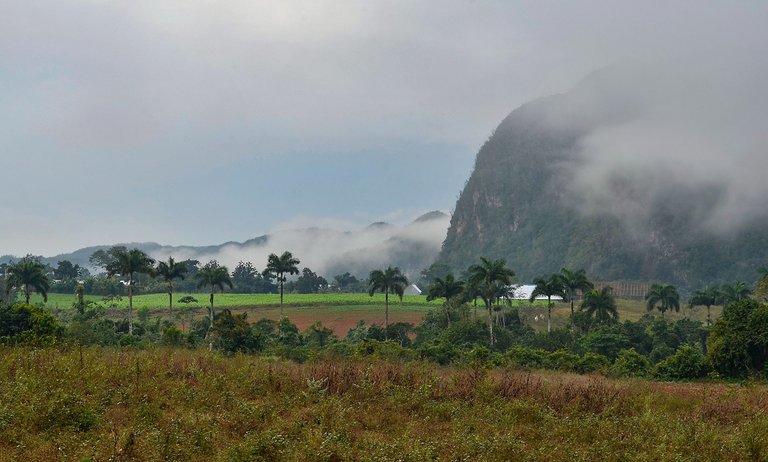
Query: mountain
[
  {"left": 438, "top": 66, "right": 768, "bottom": 290},
  {"left": 1, "top": 212, "right": 450, "bottom": 280}
]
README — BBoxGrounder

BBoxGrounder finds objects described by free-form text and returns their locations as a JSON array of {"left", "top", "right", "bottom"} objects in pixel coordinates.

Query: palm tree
[
  {"left": 264, "top": 251, "right": 300, "bottom": 317},
  {"left": 581, "top": 287, "right": 618, "bottom": 324},
  {"left": 529, "top": 274, "right": 566, "bottom": 333},
  {"left": 688, "top": 286, "right": 719, "bottom": 327},
  {"left": 558, "top": 268, "right": 594, "bottom": 321},
  {"left": 645, "top": 283, "right": 681, "bottom": 318},
  {"left": 105, "top": 248, "right": 155, "bottom": 335},
  {"left": 467, "top": 257, "right": 515, "bottom": 345},
  {"left": 5, "top": 258, "right": 51, "bottom": 304},
  {"left": 718, "top": 282, "right": 752, "bottom": 305},
  {"left": 426, "top": 273, "right": 465, "bottom": 325},
  {"left": 195, "top": 260, "right": 233, "bottom": 346},
  {"left": 368, "top": 266, "right": 408, "bottom": 337},
  {"left": 154, "top": 257, "right": 188, "bottom": 314}
]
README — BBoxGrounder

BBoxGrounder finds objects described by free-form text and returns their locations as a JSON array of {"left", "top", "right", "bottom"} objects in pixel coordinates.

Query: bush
[
  {"left": 653, "top": 344, "right": 706, "bottom": 380},
  {"left": 353, "top": 340, "right": 417, "bottom": 362},
  {"left": 708, "top": 299, "right": 768, "bottom": 377},
  {"left": 545, "top": 349, "right": 580, "bottom": 372},
  {"left": 576, "top": 352, "right": 610, "bottom": 374},
  {"left": 506, "top": 346, "right": 547, "bottom": 369},
  {"left": 611, "top": 348, "right": 650, "bottom": 377},
  {"left": 0, "top": 303, "right": 60, "bottom": 345},
  {"left": 419, "top": 340, "right": 460, "bottom": 365}
]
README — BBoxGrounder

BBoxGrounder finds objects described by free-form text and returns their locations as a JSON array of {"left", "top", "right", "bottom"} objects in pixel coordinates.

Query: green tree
[
  {"left": 264, "top": 251, "right": 300, "bottom": 317},
  {"left": 467, "top": 257, "right": 515, "bottom": 345},
  {"left": 368, "top": 266, "right": 408, "bottom": 337},
  {"left": 718, "top": 282, "right": 752, "bottom": 306},
  {"left": 154, "top": 257, "right": 188, "bottom": 314},
  {"left": 291, "top": 267, "right": 328, "bottom": 294},
  {"left": 558, "top": 268, "right": 594, "bottom": 322},
  {"left": 581, "top": 287, "right": 619, "bottom": 324},
  {"left": 195, "top": 260, "right": 233, "bottom": 347},
  {"left": 426, "top": 273, "right": 465, "bottom": 325},
  {"left": 707, "top": 299, "right": 768, "bottom": 377},
  {"left": 645, "top": 283, "right": 681, "bottom": 318},
  {"left": 689, "top": 286, "right": 719, "bottom": 327},
  {"left": 5, "top": 258, "right": 51, "bottom": 304},
  {"left": 53, "top": 260, "right": 81, "bottom": 280},
  {"left": 103, "top": 247, "right": 155, "bottom": 336},
  {"left": 530, "top": 273, "right": 566, "bottom": 333}
]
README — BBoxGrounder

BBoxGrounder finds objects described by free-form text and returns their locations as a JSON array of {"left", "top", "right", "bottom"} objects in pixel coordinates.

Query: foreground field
[{"left": 0, "top": 347, "right": 765, "bottom": 461}]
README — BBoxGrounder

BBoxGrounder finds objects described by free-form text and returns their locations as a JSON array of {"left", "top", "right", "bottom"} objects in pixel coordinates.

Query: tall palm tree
[
  {"left": 426, "top": 273, "right": 465, "bottom": 325},
  {"left": 529, "top": 273, "right": 566, "bottom": 333},
  {"left": 5, "top": 258, "right": 51, "bottom": 304},
  {"left": 105, "top": 248, "right": 155, "bottom": 335},
  {"left": 467, "top": 257, "right": 515, "bottom": 345},
  {"left": 645, "top": 283, "right": 681, "bottom": 318},
  {"left": 581, "top": 287, "right": 618, "bottom": 324},
  {"left": 195, "top": 260, "right": 233, "bottom": 345},
  {"left": 718, "top": 282, "right": 752, "bottom": 306},
  {"left": 264, "top": 251, "right": 300, "bottom": 317},
  {"left": 368, "top": 266, "right": 408, "bottom": 337},
  {"left": 154, "top": 257, "right": 188, "bottom": 314},
  {"left": 689, "top": 286, "right": 719, "bottom": 327},
  {"left": 558, "top": 268, "right": 594, "bottom": 321}
]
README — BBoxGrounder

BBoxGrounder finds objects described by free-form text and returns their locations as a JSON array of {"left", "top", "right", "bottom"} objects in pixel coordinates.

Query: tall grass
[{"left": 1, "top": 347, "right": 767, "bottom": 461}]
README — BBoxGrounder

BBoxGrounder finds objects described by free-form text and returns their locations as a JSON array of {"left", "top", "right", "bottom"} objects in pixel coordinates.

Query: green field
[{"left": 34, "top": 292, "right": 441, "bottom": 310}]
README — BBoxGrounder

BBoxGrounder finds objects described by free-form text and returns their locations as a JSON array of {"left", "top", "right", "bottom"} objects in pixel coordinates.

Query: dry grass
[{"left": 1, "top": 347, "right": 767, "bottom": 461}]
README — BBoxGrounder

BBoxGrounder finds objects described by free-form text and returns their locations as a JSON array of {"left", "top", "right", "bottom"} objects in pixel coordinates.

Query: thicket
[{"left": 2, "top": 297, "right": 766, "bottom": 381}]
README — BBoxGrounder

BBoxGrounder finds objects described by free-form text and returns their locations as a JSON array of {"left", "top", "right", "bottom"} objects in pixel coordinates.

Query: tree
[
  {"left": 264, "top": 251, "right": 300, "bottom": 317},
  {"left": 291, "top": 267, "right": 328, "bottom": 294},
  {"left": 101, "top": 247, "right": 155, "bottom": 336},
  {"left": 231, "top": 261, "right": 259, "bottom": 292},
  {"left": 558, "top": 268, "right": 594, "bottom": 322},
  {"left": 53, "top": 260, "right": 81, "bottom": 280},
  {"left": 467, "top": 257, "right": 515, "bottom": 345},
  {"left": 707, "top": 299, "right": 768, "bottom": 377},
  {"left": 755, "top": 266, "right": 768, "bottom": 302},
  {"left": 5, "top": 258, "right": 51, "bottom": 304},
  {"left": 333, "top": 272, "right": 360, "bottom": 292},
  {"left": 718, "top": 282, "right": 752, "bottom": 306},
  {"left": 195, "top": 260, "right": 234, "bottom": 347},
  {"left": 581, "top": 287, "right": 619, "bottom": 324},
  {"left": 529, "top": 273, "right": 566, "bottom": 333},
  {"left": 645, "top": 283, "right": 681, "bottom": 318},
  {"left": 154, "top": 257, "right": 188, "bottom": 314},
  {"left": 426, "top": 273, "right": 465, "bottom": 325},
  {"left": 689, "top": 286, "right": 719, "bottom": 327},
  {"left": 368, "top": 266, "right": 408, "bottom": 337}
]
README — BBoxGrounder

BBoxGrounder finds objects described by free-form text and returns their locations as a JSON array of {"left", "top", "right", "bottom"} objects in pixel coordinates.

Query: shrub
[
  {"left": 0, "top": 303, "right": 60, "bottom": 346},
  {"left": 611, "top": 348, "right": 650, "bottom": 377},
  {"left": 708, "top": 299, "right": 768, "bottom": 377},
  {"left": 576, "top": 352, "right": 610, "bottom": 374},
  {"left": 653, "top": 344, "right": 706, "bottom": 380},
  {"left": 545, "top": 349, "right": 580, "bottom": 372},
  {"left": 353, "top": 340, "right": 417, "bottom": 362},
  {"left": 419, "top": 340, "right": 460, "bottom": 365},
  {"left": 506, "top": 346, "right": 547, "bottom": 369}
]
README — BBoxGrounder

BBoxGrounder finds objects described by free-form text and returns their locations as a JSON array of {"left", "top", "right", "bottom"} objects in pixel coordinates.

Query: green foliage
[
  {"left": 611, "top": 348, "right": 650, "bottom": 377},
  {"left": 0, "top": 303, "right": 60, "bottom": 345},
  {"left": 353, "top": 340, "right": 417, "bottom": 361},
  {"left": 707, "top": 299, "right": 768, "bottom": 377},
  {"left": 5, "top": 258, "right": 51, "bottom": 304},
  {"left": 212, "top": 309, "right": 262, "bottom": 354},
  {"left": 653, "top": 344, "right": 706, "bottom": 380},
  {"left": 580, "top": 326, "right": 630, "bottom": 360}
]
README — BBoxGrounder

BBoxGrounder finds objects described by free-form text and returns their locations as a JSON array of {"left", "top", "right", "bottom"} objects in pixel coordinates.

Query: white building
[
  {"left": 404, "top": 284, "right": 422, "bottom": 296},
  {"left": 507, "top": 284, "right": 564, "bottom": 301}
]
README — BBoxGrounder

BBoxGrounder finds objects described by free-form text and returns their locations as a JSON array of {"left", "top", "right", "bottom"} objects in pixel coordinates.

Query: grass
[
  {"left": 34, "top": 292, "right": 442, "bottom": 310},
  {"left": 1, "top": 347, "right": 767, "bottom": 461}
]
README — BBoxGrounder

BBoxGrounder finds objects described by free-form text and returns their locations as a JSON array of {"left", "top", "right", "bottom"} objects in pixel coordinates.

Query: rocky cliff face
[{"left": 439, "top": 69, "right": 768, "bottom": 289}]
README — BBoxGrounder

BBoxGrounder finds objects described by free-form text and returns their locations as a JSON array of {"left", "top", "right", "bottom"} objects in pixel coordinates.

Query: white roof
[
  {"left": 404, "top": 283, "right": 422, "bottom": 295},
  {"left": 507, "top": 284, "right": 564, "bottom": 301}
]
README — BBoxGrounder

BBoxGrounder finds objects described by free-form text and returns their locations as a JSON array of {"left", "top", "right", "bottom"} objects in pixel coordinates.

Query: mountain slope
[{"left": 438, "top": 68, "right": 768, "bottom": 289}]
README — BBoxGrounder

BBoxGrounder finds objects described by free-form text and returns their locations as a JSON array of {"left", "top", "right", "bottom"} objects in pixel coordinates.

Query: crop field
[
  {"left": 1, "top": 347, "right": 767, "bottom": 461},
  {"left": 31, "top": 292, "right": 724, "bottom": 335}
]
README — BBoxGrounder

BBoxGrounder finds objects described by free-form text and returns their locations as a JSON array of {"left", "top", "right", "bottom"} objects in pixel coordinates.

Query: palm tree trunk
[
  {"left": 279, "top": 275, "right": 284, "bottom": 317},
  {"left": 168, "top": 281, "right": 173, "bottom": 314},
  {"left": 128, "top": 275, "right": 133, "bottom": 336},
  {"left": 208, "top": 289, "right": 215, "bottom": 351},
  {"left": 707, "top": 305, "right": 711, "bottom": 327},
  {"left": 487, "top": 301, "right": 494, "bottom": 346},
  {"left": 547, "top": 296, "right": 552, "bottom": 333},
  {"left": 384, "top": 289, "right": 389, "bottom": 339},
  {"left": 24, "top": 285, "right": 30, "bottom": 304}
]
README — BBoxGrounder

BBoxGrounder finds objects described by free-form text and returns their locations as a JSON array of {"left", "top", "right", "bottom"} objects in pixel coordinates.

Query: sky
[{"left": 1, "top": 0, "right": 766, "bottom": 256}]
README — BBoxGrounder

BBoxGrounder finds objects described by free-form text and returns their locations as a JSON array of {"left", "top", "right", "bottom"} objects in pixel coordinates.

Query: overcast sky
[{"left": 1, "top": 1, "right": 766, "bottom": 256}]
